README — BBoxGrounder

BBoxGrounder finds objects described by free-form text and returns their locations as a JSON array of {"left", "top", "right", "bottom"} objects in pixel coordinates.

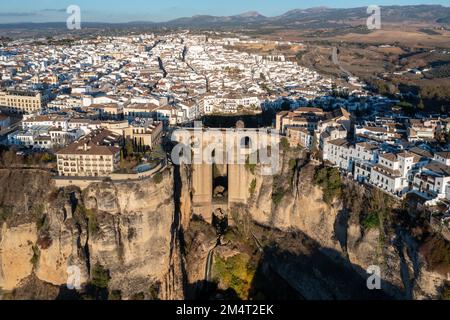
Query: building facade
[
  {"left": 56, "top": 130, "right": 121, "bottom": 177},
  {"left": 0, "top": 90, "right": 47, "bottom": 114}
]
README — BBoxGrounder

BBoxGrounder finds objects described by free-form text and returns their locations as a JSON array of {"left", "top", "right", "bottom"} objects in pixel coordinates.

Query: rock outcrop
[
  {"left": 236, "top": 150, "right": 448, "bottom": 299},
  {"left": 0, "top": 168, "right": 184, "bottom": 299},
  {"left": 0, "top": 223, "right": 37, "bottom": 290}
]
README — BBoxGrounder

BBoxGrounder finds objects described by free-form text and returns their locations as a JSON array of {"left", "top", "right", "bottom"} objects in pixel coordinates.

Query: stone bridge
[{"left": 172, "top": 125, "right": 280, "bottom": 223}]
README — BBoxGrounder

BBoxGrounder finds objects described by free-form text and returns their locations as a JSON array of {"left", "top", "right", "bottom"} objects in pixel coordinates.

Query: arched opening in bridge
[
  {"left": 241, "top": 136, "right": 252, "bottom": 149},
  {"left": 211, "top": 149, "right": 228, "bottom": 202}
]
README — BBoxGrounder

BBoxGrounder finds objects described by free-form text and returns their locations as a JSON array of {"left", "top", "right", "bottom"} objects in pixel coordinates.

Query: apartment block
[
  {"left": 124, "top": 120, "right": 163, "bottom": 149},
  {"left": 0, "top": 90, "right": 47, "bottom": 114},
  {"left": 56, "top": 130, "right": 121, "bottom": 177},
  {"left": 286, "top": 127, "right": 313, "bottom": 149}
]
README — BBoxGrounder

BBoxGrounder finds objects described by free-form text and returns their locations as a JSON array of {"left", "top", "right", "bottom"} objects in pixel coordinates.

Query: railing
[{"left": 53, "top": 160, "right": 167, "bottom": 188}]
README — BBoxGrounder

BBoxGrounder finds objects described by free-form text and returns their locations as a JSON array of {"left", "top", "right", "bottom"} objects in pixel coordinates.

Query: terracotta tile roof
[
  {"left": 328, "top": 138, "right": 349, "bottom": 147},
  {"left": 424, "top": 161, "right": 450, "bottom": 176},
  {"left": 356, "top": 142, "right": 379, "bottom": 151},
  {"left": 380, "top": 153, "right": 397, "bottom": 162},
  {"left": 56, "top": 129, "right": 121, "bottom": 156},
  {"left": 373, "top": 164, "right": 402, "bottom": 178},
  {"left": 436, "top": 151, "right": 450, "bottom": 159}
]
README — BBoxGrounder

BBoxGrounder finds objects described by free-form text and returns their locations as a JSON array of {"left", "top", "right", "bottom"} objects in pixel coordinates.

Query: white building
[{"left": 413, "top": 160, "right": 450, "bottom": 201}]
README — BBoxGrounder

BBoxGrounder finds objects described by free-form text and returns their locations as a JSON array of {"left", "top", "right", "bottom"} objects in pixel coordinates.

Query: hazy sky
[{"left": 0, "top": 0, "right": 449, "bottom": 23}]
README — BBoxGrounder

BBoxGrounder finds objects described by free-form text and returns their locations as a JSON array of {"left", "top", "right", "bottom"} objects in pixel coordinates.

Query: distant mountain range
[
  {"left": 161, "top": 5, "right": 450, "bottom": 28},
  {"left": 1, "top": 5, "right": 449, "bottom": 30}
]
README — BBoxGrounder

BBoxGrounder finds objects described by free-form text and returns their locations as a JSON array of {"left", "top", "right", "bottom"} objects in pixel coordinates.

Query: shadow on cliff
[
  {"left": 55, "top": 284, "right": 109, "bottom": 300},
  {"left": 392, "top": 224, "right": 421, "bottom": 300},
  {"left": 184, "top": 230, "right": 405, "bottom": 300},
  {"left": 247, "top": 230, "right": 405, "bottom": 300},
  {"left": 172, "top": 163, "right": 189, "bottom": 297},
  {"left": 334, "top": 209, "right": 350, "bottom": 255},
  {"left": 253, "top": 247, "right": 398, "bottom": 300},
  {"left": 185, "top": 281, "right": 241, "bottom": 300}
]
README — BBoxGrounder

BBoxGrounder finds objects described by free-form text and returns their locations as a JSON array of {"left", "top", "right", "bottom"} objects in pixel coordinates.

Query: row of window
[{"left": 58, "top": 156, "right": 111, "bottom": 161}]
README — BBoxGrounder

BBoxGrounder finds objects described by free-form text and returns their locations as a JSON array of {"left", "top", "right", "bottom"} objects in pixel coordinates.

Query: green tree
[
  {"left": 91, "top": 263, "right": 110, "bottom": 289},
  {"left": 125, "top": 139, "right": 134, "bottom": 157},
  {"left": 120, "top": 150, "right": 125, "bottom": 170},
  {"left": 313, "top": 167, "right": 342, "bottom": 205}
]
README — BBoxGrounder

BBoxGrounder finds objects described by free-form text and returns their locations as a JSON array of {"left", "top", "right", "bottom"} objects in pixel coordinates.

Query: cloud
[
  {"left": 41, "top": 9, "right": 67, "bottom": 13},
  {"left": 0, "top": 12, "right": 37, "bottom": 17},
  {"left": 0, "top": 8, "right": 77, "bottom": 17}
]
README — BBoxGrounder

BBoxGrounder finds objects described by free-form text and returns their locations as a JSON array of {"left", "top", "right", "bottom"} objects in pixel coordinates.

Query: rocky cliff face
[
  {"left": 0, "top": 168, "right": 183, "bottom": 299},
  {"left": 226, "top": 149, "right": 447, "bottom": 300},
  {"left": 0, "top": 149, "right": 447, "bottom": 300}
]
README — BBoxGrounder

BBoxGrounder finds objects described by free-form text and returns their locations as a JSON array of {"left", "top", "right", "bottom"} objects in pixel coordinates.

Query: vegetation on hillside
[
  {"left": 0, "top": 148, "right": 56, "bottom": 168},
  {"left": 153, "top": 172, "right": 163, "bottom": 184},
  {"left": 213, "top": 253, "right": 257, "bottom": 299},
  {"left": 271, "top": 156, "right": 299, "bottom": 206},
  {"left": 91, "top": 263, "right": 111, "bottom": 289},
  {"left": 362, "top": 212, "right": 380, "bottom": 230},
  {"left": 30, "top": 245, "right": 40, "bottom": 268},
  {"left": 249, "top": 178, "right": 257, "bottom": 196},
  {"left": 441, "top": 283, "right": 450, "bottom": 300},
  {"left": 0, "top": 207, "right": 12, "bottom": 223},
  {"left": 312, "top": 166, "right": 342, "bottom": 205},
  {"left": 80, "top": 263, "right": 111, "bottom": 300}
]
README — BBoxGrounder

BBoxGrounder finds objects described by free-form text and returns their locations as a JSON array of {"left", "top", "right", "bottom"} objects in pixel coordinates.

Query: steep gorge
[
  {"left": 212, "top": 148, "right": 449, "bottom": 300},
  {"left": 0, "top": 146, "right": 448, "bottom": 300}
]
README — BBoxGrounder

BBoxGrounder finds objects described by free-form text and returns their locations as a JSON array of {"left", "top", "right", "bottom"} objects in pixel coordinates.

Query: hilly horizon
[{"left": 0, "top": 4, "right": 449, "bottom": 29}]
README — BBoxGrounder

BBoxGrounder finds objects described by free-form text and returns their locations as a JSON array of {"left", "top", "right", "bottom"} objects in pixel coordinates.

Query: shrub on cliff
[
  {"left": 442, "top": 284, "right": 450, "bottom": 300},
  {"left": 37, "top": 232, "right": 53, "bottom": 250},
  {"left": 0, "top": 207, "right": 12, "bottom": 223},
  {"left": 213, "top": 253, "right": 256, "bottom": 299},
  {"left": 245, "top": 162, "right": 256, "bottom": 175},
  {"left": 249, "top": 178, "right": 257, "bottom": 195},
  {"left": 91, "top": 263, "right": 110, "bottom": 289},
  {"left": 153, "top": 172, "right": 163, "bottom": 184},
  {"left": 271, "top": 191, "right": 285, "bottom": 206},
  {"left": 82, "top": 263, "right": 110, "bottom": 300},
  {"left": 30, "top": 245, "right": 40, "bottom": 268},
  {"left": 362, "top": 212, "right": 380, "bottom": 230},
  {"left": 313, "top": 167, "right": 342, "bottom": 205}
]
